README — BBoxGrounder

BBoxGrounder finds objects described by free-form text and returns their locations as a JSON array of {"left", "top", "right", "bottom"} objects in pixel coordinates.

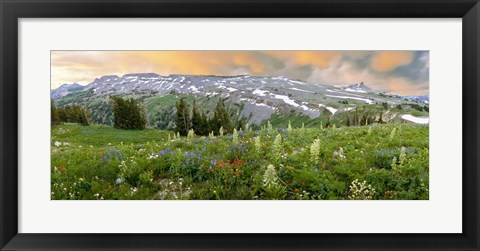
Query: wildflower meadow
[{"left": 51, "top": 122, "right": 429, "bottom": 200}]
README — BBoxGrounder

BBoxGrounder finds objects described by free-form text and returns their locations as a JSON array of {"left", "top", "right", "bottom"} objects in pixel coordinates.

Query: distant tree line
[
  {"left": 176, "top": 97, "right": 242, "bottom": 136},
  {"left": 344, "top": 106, "right": 386, "bottom": 127},
  {"left": 51, "top": 100, "right": 90, "bottom": 126},
  {"left": 149, "top": 106, "right": 176, "bottom": 131}
]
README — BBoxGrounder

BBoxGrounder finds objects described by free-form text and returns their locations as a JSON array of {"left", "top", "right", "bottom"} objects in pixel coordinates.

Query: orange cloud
[
  {"left": 264, "top": 51, "right": 340, "bottom": 69},
  {"left": 371, "top": 51, "right": 414, "bottom": 72},
  {"left": 50, "top": 50, "right": 428, "bottom": 95}
]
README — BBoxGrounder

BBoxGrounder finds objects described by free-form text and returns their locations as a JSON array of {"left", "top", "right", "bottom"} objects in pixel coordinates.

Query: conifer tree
[
  {"left": 191, "top": 100, "right": 202, "bottom": 135},
  {"left": 51, "top": 100, "right": 61, "bottom": 126},
  {"left": 200, "top": 111, "right": 209, "bottom": 136},
  {"left": 175, "top": 98, "right": 191, "bottom": 136},
  {"left": 110, "top": 96, "right": 146, "bottom": 129}
]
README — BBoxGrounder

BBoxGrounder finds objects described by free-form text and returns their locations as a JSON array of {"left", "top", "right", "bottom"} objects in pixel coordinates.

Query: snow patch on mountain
[
  {"left": 290, "top": 87, "right": 315, "bottom": 93},
  {"left": 319, "top": 104, "right": 338, "bottom": 115},
  {"left": 271, "top": 94, "right": 299, "bottom": 107},
  {"left": 401, "top": 114, "right": 429, "bottom": 124},
  {"left": 325, "top": 94, "right": 374, "bottom": 104},
  {"left": 253, "top": 89, "right": 268, "bottom": 96}
]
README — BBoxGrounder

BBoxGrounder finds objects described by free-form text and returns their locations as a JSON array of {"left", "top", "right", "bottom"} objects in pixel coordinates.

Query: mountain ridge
[{"left": 51, "top": 73, "right": 429, "bottom": 126}]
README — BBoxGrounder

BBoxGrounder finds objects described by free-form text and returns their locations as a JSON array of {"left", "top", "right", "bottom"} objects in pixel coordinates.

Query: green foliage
[
  {"left": 149, "top": 105, "right": 175, "bottom": 130},
  {"left": 51, "top": 123, "right": 429, "bottom": 200},
  {"left": 51, "top": 100, "right": 61, "bottom": 126},
  {"left": 212, "top": 98, "right": 233, "bottom": 134},
  {"left": 53, "top": 102, "right": 90, "bottom": 126},
  {"left": 175, "top": 97, "right": 191, "bottom": 136},
  {"left": 110, "top": 96, "right": 146, "bottom": 130}
]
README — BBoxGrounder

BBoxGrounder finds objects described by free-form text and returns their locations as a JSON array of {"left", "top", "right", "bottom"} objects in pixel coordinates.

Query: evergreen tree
[
  {"left": 51, "top": 100, "right": 61, "bottom": 126},
  {"left": 110, "top": 96, "right": 146, "bottom": 129},
  {"left": 53, "top": 104, "right": 90, "bottom": 126},
  {"left": 198, "top": 110, "right": 209, "bottom": 136},
  {"left": 212, "top": 98, "right": 233, "bottom": 134},
  {"left": 175, "top": 98, "right": 191, "bottom": 136},
  {"left": 191, "top": 100, "right": 202, "bottom": 135}
]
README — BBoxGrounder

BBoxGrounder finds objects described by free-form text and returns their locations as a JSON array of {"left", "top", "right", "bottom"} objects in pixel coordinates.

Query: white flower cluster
[
  {"left": 392, "top": 146, "right": 406, "bottom": 175},
  {"left": 399, "top": 146, "right": 406, "bottom": 166},
  {"left": 94, "top": 193, "right": 104, "bottom": 200},
  {"left": 187, "top": 129, "right": 195, "bottom": 140},
  {"left": 273, "top": 134, "right": 283, "bottom": 160},
  {"left": 232, "top": 128, "right": 239, "bottom": 145},
  {"left": 209, "top": 131, "right": 215, "bottom": 140},
  {"left": 267, "top": 121, "right": 273, "bottom": 131},
  {"left": 54, "top": 141, "right": 70, "bottom": 147},
  {"left": 263, "top": 164, "right": 279, "bottom": 188},
  {"left": 219, "top": 126, "right": 224, "bottom": 136},
  {"left": 287, "top": 120, "right": 293, "bottom": 132},
  {"left": 389, "top": 128, "right": 397, "bottom": 141},
  {"left": 348, "top": 179, "right": 376, "bottom": 200},
  {"left": 310, "top": 139, "right": 321, "bottom": 164},
  {"left": 157, "top": 177, "right": 192, "bottom": 199},
  {"left": 333, "top": 147, "right": 345, "bottom": 159},
  {"left": 147, "top": 152, "right": 159, "bottom": 160},
  {"left": 254, "top": 136, "right": 262, "bottom": 154},
  {"left": 130, "top": 187, "right": 138, "bottom": 197}
]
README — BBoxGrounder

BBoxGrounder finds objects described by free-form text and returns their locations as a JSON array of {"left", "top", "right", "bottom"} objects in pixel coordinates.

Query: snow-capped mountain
[
  {"left": 50, "top": 83, "right": 83, "bottom": 99},
  {"left": 51, "top": 73, "right": 429, "bottom": 125},
  {"left": 340, "top": 82, "right": 373, "bottom": 94}
]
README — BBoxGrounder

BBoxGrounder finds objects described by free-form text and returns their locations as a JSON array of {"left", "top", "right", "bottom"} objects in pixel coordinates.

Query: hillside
[
  {"left": 51, "top": 73, "right": 429, "bottom": 128},
  {"left": 51, "top": 123, "right": 429, "bottom": 200}
]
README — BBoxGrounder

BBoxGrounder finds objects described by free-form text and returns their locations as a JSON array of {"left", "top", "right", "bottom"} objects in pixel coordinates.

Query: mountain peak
[
  {"left": 51, "top": 83, "right": 85, "bottom": 99},
  {"left": 341, "top": 82, "right": 373, "bottom": 93}
]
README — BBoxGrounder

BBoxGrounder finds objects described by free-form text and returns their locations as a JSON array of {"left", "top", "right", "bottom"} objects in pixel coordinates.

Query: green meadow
[{"left": 51, "top": 123, "right": 429, "bottom": 200}]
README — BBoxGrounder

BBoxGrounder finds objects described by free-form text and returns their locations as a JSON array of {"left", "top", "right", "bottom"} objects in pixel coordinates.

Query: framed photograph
[{"left": 1, "top": 0, "right": 479, "bottom": 250}]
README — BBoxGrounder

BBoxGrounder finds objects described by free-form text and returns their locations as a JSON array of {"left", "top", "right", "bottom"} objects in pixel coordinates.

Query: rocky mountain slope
[{"left": 52, "top": 73, "right": 429, "bottom": 126}]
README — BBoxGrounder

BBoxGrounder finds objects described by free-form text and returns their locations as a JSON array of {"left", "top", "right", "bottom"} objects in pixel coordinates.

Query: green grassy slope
[{"left": 51, "top": 123, "right": 429, "bottom": 200}]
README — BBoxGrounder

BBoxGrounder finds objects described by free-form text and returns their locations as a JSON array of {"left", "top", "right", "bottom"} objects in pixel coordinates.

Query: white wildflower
[
  {"left": 254, "top": 136, "right": 261, "bottom": 154},
  {"left": 263, "top": 164, "right": 278, "bottom": 187},
  {"left": 333, "top": 147, "right": 345, "bottom": 159},
  {"left": 187, "top": 129, "right": 195, "bottom": 140},
  {"left": 399, "top": 146, "right": 406, "bottom": 166},
  {"left": 232, "top": 128, "right": 239, "bottom": 145},
  {"left": 348, "top": 179, "right": 375, "bottom": 200},
  {"left": 310, "top": 138, "right": 321, "bottom": 164},
  {"left": 273, "top": 134, "right": 283, "bottom": 160},
  {"left": 389, "top": 128, "right": 397, "bottom": 141},
  {"left": 115, "top": 177, "right": 124, "bottom": 184}
]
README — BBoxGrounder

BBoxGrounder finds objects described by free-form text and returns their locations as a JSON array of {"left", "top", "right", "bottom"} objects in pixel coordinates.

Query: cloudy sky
[{"left": 51, "top": 50, "right": 429, "bottom": 95}]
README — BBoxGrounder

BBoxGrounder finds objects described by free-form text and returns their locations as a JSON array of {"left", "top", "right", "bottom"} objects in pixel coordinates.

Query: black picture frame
[{"left": 1, "top": 0, "right": 479, "bottom": 250}]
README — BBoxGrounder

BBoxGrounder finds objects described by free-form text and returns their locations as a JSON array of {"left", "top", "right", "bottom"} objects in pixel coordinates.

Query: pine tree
[
  {"left": 191, "top": 100, "right": 202, "bottom": 135},
  {"left": 110, "top": 96, "right": 146, "bottom": 129},
  {"left": 212, "top": 98, "right": 233, "bottom": 135},
  {"left": 200, "top": 111, "right": 209, "bottom": 136},
  {"left": 175, "top": 98, "right": 191, "bottom": 136},
  {"left": 51, "top": 100, "right": 61, "bottom": 126}
]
